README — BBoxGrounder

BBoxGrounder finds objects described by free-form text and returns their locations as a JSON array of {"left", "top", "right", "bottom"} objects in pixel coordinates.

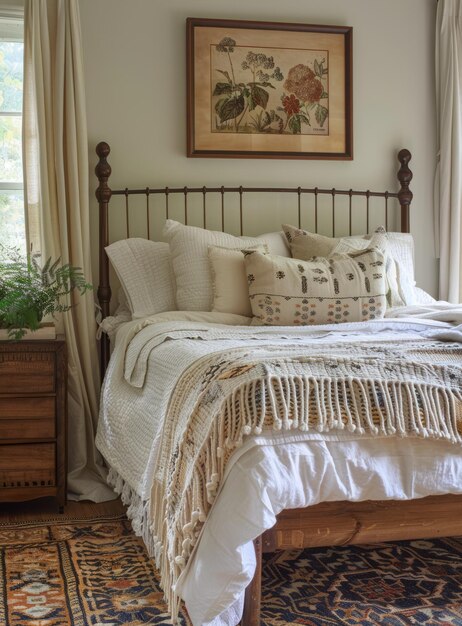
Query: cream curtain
[
  {"left": 435, "top": 0, "right": 462, "bottom": 303},
  {"left": 22, "top": 0, "right": 115, "bottom": 501}
]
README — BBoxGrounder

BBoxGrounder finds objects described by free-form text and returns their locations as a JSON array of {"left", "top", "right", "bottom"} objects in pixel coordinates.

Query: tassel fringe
[{"left": 148, "top": 371, "right": 462, "bottom": 622}]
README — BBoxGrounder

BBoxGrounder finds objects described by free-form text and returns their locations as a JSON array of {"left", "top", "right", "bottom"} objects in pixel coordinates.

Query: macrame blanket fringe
[
  {"left": 106, "top": 467, "right": 155, "bottom": 557},
  {"left": 148, "top": 365, "right": 462, "bottom": 622}
]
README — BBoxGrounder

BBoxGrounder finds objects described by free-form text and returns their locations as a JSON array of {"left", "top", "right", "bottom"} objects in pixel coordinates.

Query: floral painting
[
  {"left": 211, "top": 38, "right": 329, "bottom": 136},
  {"left": 187, "top": 18, "right": 352, "bottom": 159}
]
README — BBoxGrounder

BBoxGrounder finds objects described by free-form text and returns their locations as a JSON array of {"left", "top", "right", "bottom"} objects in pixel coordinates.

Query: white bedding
[{"left": 96, "top": 306, "right": 462, "bottom": 626}]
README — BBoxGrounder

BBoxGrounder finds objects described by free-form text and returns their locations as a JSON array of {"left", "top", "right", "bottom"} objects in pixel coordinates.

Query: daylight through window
[{"left": 0, "top": 17, "right": 24, "bottom": 251}]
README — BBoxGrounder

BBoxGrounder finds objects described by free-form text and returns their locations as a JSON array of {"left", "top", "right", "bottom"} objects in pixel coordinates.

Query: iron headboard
[{"left": 95, "top": 142, "right": 413, "bottom": 375}]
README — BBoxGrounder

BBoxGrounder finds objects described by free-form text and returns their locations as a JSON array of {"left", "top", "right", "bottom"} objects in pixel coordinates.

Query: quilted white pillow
[
  {"left": 282, "top": 224, "right": 416, "bottom": 305},
  {"left": 105, "top": 238, "right": 176, "bottom": 318},
  {"left": 163, "top": 220, "right": 264, "bottom": 311}
]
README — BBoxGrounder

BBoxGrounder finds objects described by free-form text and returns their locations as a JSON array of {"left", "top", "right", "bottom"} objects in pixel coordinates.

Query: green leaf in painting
[
  {"left": 245, "top": 92, "right": 256, "bottom": 111},
  {"left": 314, "top": 59, "right": 322, "bottom": 78},
  {"left": 218, "top": 94, "right": 245, "bottom": 122},
  {"left": 215, "top": 97, "right": 228, "bottom": 116},
  {"left": 315, "top": 104, "right": 328, "bottom": 127},
  {"left": 217, "top": 69, "right": 232, "bottom": 83},
  {"left": 288, "top": 115, "right": 301, "bottom": 134},
  {"left": 250, "top": 84, "right": 269, "bottom": 110},
  {"left": 320, "top": 91, "right": 328, "bottom": 99},
  {"left": 213, "top": 82, "right": 232, "bottom": 96},
  {"left": 250, "top": 81, "right": 275, "bottom": 89},
  {"left": 261, "top": 111, "right": 272, "bottom": 128}
]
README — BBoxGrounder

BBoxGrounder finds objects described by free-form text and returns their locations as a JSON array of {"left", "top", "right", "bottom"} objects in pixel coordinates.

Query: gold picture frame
[{"left": 187, "top": 18, "right": 353, "bottom": 160}]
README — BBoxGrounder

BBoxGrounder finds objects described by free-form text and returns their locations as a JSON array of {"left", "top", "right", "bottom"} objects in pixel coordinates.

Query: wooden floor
[{"left": 0, "top": 497, "right": 125, "bottom": 523}]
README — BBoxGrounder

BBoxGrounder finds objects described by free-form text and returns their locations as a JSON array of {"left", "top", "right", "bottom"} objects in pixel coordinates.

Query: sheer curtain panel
[
  {"left": 22, "top": 0, "right": 114, "bottom": 501},
  {"left": 435, "top": 0, "right": 462, "bottom": 303}
]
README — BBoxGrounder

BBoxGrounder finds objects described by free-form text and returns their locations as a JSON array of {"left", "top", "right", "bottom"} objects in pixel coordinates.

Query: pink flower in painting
[{"left": 284, "top": 64, "right": 323, "bottom": 104}]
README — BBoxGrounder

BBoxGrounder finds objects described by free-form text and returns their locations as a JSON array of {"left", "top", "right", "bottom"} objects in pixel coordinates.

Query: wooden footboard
[{"left": 241, "top": 494, "right": 462, "bottom": 626}]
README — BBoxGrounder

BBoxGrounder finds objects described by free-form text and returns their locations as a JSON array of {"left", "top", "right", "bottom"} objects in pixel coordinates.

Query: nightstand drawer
[
  {"left": 0, "top": 397, "right": 56, "bottom": 439},
  {"left": 0, "top": 354, "right": 55, "bottom": 394},
  {"left": 0, "top": 420, "right": 55, "bottom": 440},
  {"left": 0, "top": 339, "right": 66, "bottom": 509},
  {"left": 0, "top": 397, "right": 55, "bottom": 419},
  {"left": 0, "top": 443, "right": 56, "bottom": 488}
]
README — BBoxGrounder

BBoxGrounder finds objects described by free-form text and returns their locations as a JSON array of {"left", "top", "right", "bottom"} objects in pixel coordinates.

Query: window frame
[{"left": 0, "top": 15, "right": 25, "bottom": 248}]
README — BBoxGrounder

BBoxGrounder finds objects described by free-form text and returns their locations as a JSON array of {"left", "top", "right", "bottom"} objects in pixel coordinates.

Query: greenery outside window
[{"left": 0, "top": 16, "right": 24, "bottom": 251}]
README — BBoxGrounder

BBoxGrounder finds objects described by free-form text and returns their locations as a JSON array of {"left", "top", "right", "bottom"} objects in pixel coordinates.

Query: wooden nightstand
[{"left": 0, "top": 337, "right": 67, "bottom": 512}]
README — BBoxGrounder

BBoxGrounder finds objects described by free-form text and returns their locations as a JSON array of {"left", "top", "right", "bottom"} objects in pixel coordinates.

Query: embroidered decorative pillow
[
  {"left": 163, "top": 220, "right": 265, "bottom": 311},
  {"left": 209, "top": 244, "right": 267, "bottom": 317},
  {"left": 281, "top": 223, "right": 415, "bottom": 305},
  {"left": 243, "top": 248, "right": 388, "bottom": 326}
]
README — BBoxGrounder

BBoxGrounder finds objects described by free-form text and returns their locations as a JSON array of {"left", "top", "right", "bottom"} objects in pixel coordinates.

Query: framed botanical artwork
[{"left": 186, "top": 18, "right": 353, "bottom": 160}]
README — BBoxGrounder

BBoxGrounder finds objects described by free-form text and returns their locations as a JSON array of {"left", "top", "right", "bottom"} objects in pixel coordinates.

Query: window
[{"left": 0, "top": 17, "right": 24, "bottom": 250}]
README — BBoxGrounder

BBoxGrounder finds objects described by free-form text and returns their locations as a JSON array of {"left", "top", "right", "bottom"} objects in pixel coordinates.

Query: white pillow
[
  {"left": 209, "top": 244, "right": 267, "bottom": 317},
  {"left": 257, "top": 231, "right": 291, "bottom": 257},
  {"left": 105, "top": 238, "right": 176, "bottom": 318},
  {"left": 163, "top": 219, "right": 264, "bottom": 311},
  {"left": 383, "top": 232, "right": 417, "bottom": 304}
]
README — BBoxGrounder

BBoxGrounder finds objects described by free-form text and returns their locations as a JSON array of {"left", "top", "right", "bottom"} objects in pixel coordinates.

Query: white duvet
[{"left": 96, "top": 304, "right": 462, "bottom": 626}]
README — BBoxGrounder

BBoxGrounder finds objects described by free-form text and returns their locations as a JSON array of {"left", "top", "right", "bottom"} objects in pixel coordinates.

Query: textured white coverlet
[{"left": 96, "top": 306, "right": 462, "bottom": 626}]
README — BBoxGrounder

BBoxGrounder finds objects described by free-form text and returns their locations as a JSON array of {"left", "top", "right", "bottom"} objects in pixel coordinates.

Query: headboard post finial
[
  {"left": 95, "top": 141, "right": 112, "bottom": 376},
  {"left": 397, "top": 149, "right": 413, "bottom": 233}
]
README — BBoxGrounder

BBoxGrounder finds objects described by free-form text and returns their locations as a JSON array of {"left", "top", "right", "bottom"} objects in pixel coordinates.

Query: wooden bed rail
[
  {"left": 242, "top": 494, "right": 462, "bottom": 626},
  {"left": 95, "top": 141, "right": 413, "bottom": 376}
]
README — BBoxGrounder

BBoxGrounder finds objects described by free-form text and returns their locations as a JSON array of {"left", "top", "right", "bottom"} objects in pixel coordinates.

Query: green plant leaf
[{"left": 0, "top": 246, "right": 91, "bottom": 340}]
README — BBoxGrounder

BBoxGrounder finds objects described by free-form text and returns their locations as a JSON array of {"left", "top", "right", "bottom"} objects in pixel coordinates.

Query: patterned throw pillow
[
  {"left": 243, "top": 248, "right": 388, "bottom": 326},
  {"left": 281, "top": 223, "right": 415, "bottom": 305}
]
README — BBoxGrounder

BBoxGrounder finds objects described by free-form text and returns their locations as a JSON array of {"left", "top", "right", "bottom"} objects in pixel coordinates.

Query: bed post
[
  {"left": 242, "top": 536, "right": 262, "bottom": 626},
  {"left": 95, "top": 141, "right": 112, "bottom": 378},
  {"left": 397, "top": 149, "right": 413, "bottom": 234}
]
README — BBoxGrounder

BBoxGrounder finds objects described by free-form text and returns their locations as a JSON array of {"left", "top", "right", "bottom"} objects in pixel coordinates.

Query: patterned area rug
[
  {"left": 1, "top": 514, "right": 462, "bottom": 625},
  {"left": 261, "top": 538, "right": 462, "bottom": 625},
  {"left": 0, "top": 515, "right": 187, "bottom": 626}
]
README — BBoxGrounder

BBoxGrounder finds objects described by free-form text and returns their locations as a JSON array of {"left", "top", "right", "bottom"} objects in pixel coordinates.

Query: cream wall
[{"left": 80, "top": 0, "right": 438, "bottom": 296}]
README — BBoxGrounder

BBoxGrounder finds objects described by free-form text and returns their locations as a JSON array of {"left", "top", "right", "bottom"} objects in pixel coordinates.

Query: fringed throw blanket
[{"left": 145, "top": 331, "right": 462, "bottom": 619}]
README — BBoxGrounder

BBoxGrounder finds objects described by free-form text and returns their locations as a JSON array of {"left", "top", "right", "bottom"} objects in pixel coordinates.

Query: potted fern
[{"left": 0, "top": 245, "right": 92, "bottom": 340}]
